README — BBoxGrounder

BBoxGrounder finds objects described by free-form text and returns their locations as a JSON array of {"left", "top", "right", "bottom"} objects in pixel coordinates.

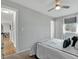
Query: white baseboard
[{"left": 16, "top": 48, "right": 31, "bottom": 54}]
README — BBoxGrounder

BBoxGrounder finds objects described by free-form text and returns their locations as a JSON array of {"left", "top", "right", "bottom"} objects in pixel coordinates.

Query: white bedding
[{"left": 36, "top": 39, "right": 78, "bottom": 59}]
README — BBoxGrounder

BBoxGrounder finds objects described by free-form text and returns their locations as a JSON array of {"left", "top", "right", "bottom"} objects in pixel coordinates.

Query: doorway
[{"left": 1, "top": 7, "right": 17, "bottom": 56}]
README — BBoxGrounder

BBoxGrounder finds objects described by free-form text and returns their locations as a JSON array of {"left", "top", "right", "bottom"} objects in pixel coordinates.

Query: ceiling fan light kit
[
  {"left": 48, "top": 0, "right": 70, "bottom": 12},
  {"left": 55, "top": 5, "right": 61, "bottom": 10}
]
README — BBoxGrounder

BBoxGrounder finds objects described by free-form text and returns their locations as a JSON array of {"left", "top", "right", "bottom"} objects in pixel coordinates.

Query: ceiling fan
[{"left": 48, "top": 0, "right": 70, "bottom": 12}]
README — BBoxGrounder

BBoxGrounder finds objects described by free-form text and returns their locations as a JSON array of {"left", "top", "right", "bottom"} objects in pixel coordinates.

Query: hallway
[{"left": 1, "top": 33, "right": 16, "bottom": 56}]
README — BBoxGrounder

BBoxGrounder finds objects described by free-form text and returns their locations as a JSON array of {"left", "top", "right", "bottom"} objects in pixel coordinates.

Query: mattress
[{"left": 36, "top": 39, "right": 78, "bottom": 59}]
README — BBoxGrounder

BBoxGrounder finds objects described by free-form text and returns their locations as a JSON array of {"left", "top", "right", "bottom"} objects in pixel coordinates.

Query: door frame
[{"left": 1, "top": 5, "right": 19, "bottom": 52}]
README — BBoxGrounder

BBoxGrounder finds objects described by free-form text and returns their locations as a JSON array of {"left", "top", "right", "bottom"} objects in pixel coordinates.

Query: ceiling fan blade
[
  {"left": 48, "top": 8, "right": 54, "bottom": 12},
  {"left": 55, "top": 0, "right": 62, "bottom": 4},
  {"left": 62, "top": 6, "right": 70, "bottom": 9}
]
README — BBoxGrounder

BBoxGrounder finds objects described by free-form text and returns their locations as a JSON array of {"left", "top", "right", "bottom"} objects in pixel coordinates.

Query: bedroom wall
[
  {"left": 54, "top": 13, "right": 78, "bottom": 39},
  {"left": 54, "top": 18, "right": 63, "bottom": 39},
  {"left": 1, "top": 0, "right": 54, "bottom": 52}
]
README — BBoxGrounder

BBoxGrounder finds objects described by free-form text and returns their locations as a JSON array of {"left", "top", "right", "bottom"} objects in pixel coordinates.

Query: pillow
[
  {"left": 63, "top": 38, "right": 71, "bottom": 48},
  {"left": 71, "top": 36, "right": 78, "bottom": 47}
]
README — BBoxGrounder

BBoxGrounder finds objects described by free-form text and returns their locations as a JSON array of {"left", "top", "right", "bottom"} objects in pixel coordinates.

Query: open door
[{"left": 1, "top": 7, "right": 17, "bottom": 56}]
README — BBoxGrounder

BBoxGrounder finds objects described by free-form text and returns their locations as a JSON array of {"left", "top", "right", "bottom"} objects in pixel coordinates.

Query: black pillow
[
  {"left": 63, "top": 38, "right": 71, "bottom": 48},
  {"left": 71, "top": 36, "right": 78, "bottom": 47}
]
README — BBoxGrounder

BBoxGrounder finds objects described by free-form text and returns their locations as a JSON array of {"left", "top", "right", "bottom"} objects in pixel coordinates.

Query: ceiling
[{"left": 9, "top": 0, "right": 78, "bottom": 18}]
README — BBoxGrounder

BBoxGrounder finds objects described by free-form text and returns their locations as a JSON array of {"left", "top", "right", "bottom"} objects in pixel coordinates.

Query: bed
[{"left": 36, "top": 39, "right": 78, "bottom": 59}]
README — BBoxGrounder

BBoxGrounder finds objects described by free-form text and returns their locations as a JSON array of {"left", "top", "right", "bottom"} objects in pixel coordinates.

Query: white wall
[
  {"left": 1, "top": 23, "right": 10, "bottom": 33},
  {"left": 1, "top": 12, "right": 13, "bottom": 24},
  {"left": 2, "top": 0, "right": 54, "bottom": 52},
  {"left": 54, "top": 18, "right": 63, "bottom": 39}
]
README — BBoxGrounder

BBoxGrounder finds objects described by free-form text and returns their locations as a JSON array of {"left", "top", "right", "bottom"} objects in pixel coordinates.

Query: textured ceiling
[{"left": 4, "top": 0, "right": 78, "bottom": 18}]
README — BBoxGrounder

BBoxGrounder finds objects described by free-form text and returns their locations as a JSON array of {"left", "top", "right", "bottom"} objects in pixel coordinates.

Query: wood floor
[
  {"left": 4, "top": 51, "right": 37, "bottom": 59},
  {"left": 2, "top": 34, "right": 38, "bottom": 59}
]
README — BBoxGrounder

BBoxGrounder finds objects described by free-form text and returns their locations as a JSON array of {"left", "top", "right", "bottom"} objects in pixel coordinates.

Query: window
[{"left": 63, "top": 16, "right": 77, "bottom": 34}]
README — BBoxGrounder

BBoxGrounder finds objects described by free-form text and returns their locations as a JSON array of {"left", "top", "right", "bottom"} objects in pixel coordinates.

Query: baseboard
[{"left": 16, "top": 48, "right": 31, "bottom": 54}]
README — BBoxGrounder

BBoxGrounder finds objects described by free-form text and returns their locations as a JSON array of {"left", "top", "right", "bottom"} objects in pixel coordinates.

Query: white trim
[
  {"left": 50, "top": 20, "right": 54, "bottom": 39},
  {"left": 15, "top": 48, "right": 31, "bottom": 54}
]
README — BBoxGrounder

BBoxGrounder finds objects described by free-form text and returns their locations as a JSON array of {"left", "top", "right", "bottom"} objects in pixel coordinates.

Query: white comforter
[{"left": 36, "top": 39, "right": 78, "bottom": 59}]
